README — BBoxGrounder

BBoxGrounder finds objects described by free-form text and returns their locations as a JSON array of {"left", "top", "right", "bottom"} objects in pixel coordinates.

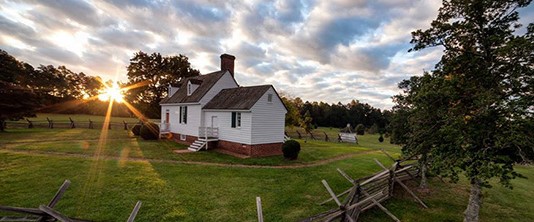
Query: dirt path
[{"left": 0, "top": 149, "right": 380, "bottom": 169}]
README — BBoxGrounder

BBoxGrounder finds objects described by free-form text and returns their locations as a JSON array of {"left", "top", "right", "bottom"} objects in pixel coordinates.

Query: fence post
[
  {"left": 256, "top": 197, "right": 263, "bottom": 222},
  {"left": 26, "top": 119, "right": 33, "bottom": 128},
  {"left": 309, "top": 132, "right": 316, "bottom": 140},
  {"left": 123, "top": 121, "right": 128, "bottom": 130},
  {"left": 47, "top": 117, "right": 54, "bottom": 129},
  {"left": 323, "top": 132, "right": 329, "bottom": 141},
  {"left": 88, "top": 119, "right": 94, "bottom": 129},
  {"left": 69, "top": 117, "right": 75, "bottom": 129},
  {"left": 108, "top": 121, "right": 112, "bottom": 129}
]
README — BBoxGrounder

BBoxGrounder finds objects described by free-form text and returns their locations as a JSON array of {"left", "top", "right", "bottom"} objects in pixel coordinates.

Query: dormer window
[
  {"left": 187, "top": 82, "right": 192, "bottom": 96},
  {"left": 187, "top": 79, "right": 202, "bottom": 96}
]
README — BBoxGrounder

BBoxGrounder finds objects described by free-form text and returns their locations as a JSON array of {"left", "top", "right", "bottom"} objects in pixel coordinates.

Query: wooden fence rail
[
  {"left": 4, "top": 118, "right": 139, "bottom": 130},
  {"left": 301, "top": 155, "right": 425, "bottom": 222},
  {"left": 285, "top": 130, "right": 333, "bottom": 142},
  {"left": 0, "top": 180, "right": 142, "bottom": 222}
]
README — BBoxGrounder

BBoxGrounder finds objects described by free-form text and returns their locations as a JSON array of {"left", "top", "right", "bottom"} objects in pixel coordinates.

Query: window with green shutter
[
  {"left": 231, "top": 112, "right": 241, "bottom": 128},
  {"left": 231, "top": 112, "right": 236, "bottom": 128}
]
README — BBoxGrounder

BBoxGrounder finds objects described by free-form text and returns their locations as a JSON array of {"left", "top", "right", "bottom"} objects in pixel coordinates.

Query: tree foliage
[
  {"left": 0, "top": 50, "right": 42, "bottom": 131},
  {"left": 282, "top": 96, "right": 390, "bottom": 132},
  {"left": 126, "top": 51, "right": 200, "bottom": 118},
  {"left": 300, "top": 110, "right": 314, "bottom": 133},
  {"left": 397, "top": 0, "right": 534, "bottom": 221}
]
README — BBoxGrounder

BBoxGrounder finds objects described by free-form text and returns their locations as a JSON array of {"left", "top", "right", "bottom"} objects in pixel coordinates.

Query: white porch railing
[
  {"left": 198, "top": 127, "right": 219, "bottom": 140},
  {"left": 160, "top": 122, "right": 170, "bottom": 132}
]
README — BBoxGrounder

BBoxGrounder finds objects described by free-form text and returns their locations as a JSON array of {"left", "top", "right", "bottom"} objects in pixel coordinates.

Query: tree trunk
[
  {"left": 464, "top": 179, "right": 482, "bottom": 222},
  {"left": 419, "top": 154, "right": 428, "bottom": 189},
  {"left": 419, "top": 161, "right": 428, "bottom": 189},
  {"left": 0, "top": 119, "right": 5, "bottom": 132}
]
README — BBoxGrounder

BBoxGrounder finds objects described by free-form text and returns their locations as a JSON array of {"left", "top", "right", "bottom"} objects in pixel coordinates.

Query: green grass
[
  {"left": 0, "top": 114, "right": 533, "bottom": 221},
  {"left": 0, "top": 128, "right": 382, "bottom": 166}
]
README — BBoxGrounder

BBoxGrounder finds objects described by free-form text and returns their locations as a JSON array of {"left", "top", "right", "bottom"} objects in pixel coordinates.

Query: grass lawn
[
  {"left": 0, "top": 128, "right": 386, "bottom": 166},
  {"left": 0, "top": 114, "right": 533, "bottom": 221}
]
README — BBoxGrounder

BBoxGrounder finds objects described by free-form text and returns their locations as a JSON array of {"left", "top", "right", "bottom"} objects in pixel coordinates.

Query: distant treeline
[
  {"left": 282, "top": 97, "right": 391, "bottom": 134},
  {"left": 0, "top": 49, "right": 132, "bottom": 117}
]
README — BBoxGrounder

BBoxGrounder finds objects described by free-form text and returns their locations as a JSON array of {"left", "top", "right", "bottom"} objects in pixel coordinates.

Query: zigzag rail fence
[
  {"left": 3, "top": 118, "right": 140, "bottom": 131},
  {"left": 285, "top": 129, "right": 335, "bottom": 142},
  {"left": 0, "top": 180, "right": 142, "bottom": 222}
]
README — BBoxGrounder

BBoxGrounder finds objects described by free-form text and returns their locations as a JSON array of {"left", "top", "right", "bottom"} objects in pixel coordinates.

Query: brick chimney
[{"left": 220, "top": 54, "right": 235, "bottom": 77}]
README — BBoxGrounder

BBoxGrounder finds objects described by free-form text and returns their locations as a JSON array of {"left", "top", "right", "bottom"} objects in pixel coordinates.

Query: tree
[
  {"left": 300, "top": 110, "right": 313, "bottom": 134},
  {"left": 393, "top": 74, "right": 447, "bottom": 189},
  {"left": 0, "top": 50, "right": 41, "bottom": 131},
  {"left": 281, "top": 96, "right": 302, "bottom": 127},
  {"left": 126, "top": 51, "right": 200, "bottom": 118},
  {"left": 406, "top": 1, "right": 534, "bottom": 221}
]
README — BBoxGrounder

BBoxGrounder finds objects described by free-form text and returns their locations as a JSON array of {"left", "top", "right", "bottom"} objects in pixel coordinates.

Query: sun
[{"left": 98, "top": 82, "right": 125, "bottom": 103}]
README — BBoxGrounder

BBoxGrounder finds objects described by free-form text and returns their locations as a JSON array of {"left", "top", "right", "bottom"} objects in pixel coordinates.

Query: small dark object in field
[
  {"left": 378, "top": 134, "right": 384, "bottom": 143},
  {"left": 139, "top": 122, "right": 159, "bottom": 140},
  {"left": 131, "top": 124, "right": 142, "bottom": 136},
  {"left": 282, "top": 139, "right": 301, "bottom": 160},
  {"left": 355, "top": 124, "right": 365, "bottom": 135},
  {"left": 140, "top": 122, "right": 159, "bottom": 140}
]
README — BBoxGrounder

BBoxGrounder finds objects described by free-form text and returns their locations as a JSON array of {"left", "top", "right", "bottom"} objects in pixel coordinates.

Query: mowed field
[{"left": 0, "top": 114, "right": 533, "bottom": 221}]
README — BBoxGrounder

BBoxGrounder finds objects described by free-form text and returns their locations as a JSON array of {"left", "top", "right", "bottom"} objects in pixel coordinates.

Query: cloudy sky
[{"left": 1, "top": 1, "right": 533, "bottom": 109}]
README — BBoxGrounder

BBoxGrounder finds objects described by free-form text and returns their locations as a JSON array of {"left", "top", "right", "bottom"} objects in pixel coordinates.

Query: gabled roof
[
  {"left": 189, "top": 79, "right": 203, "bottom": 84},
  {"left": 203, "top": 85, "right": 272, "bottom": 110},
  {"left": 160, "top": 70, "right": 226, "bottom": 104}
]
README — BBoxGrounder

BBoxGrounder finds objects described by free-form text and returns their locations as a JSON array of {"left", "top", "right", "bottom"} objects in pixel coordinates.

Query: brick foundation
[
  {"left": 217, "top": 140, "right": 283, "bottom": 157},
  {"left": 171, "top": 133, "right": 197, "bottom": 145},
  {"left": 168, "top": 134, "right": 282, "bottom": 157}
]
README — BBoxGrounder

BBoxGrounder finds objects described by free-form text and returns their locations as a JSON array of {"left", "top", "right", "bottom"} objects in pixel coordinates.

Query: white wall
[
  {"left": 161, "top": 71, "right": 237, "bottom": 138},
  {"left": 162, "top": 104, "right": 202, "bottom": 137},
  {"left": 203, "top": 111, "right": 252, "bottom": 144},
  {"left": 199, "top": 71, "right": 238, "bottom": 106},
  {"left": 251, "top": 87, "right": 287, "bottom": 144}
]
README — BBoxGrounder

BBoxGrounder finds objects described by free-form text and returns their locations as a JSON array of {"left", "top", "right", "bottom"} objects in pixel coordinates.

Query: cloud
[
  {"left": 2, "top": 0, "right": 488, "bottom": 110},
  {"left": 36, "top": 0, "right": 101, "bottom": 27}
]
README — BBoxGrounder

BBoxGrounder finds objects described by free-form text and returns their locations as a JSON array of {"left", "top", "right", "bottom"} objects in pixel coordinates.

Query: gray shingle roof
[
  {"left": 160, "top": 71, "right": 226, "bottom": 104},
  {"left": 202, "top": 85, "right": 272, "bottom": 110}
]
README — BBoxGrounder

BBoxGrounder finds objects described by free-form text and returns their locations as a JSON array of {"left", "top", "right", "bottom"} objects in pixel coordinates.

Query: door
[
  {"left": 165, "top": 111, "right": 170, "bottom": 123},
  {"left": 211, "top": 116, "right": 218, "bottom": 128}
]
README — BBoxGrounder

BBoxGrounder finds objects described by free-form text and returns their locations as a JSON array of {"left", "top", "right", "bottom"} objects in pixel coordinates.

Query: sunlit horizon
[{"left": 98, "top": 82, "right": 125, "bottom": 103}]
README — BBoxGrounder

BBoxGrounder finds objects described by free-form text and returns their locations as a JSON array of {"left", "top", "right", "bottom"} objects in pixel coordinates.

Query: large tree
[
  {"left": 0, "top": 50, "right": 41, "bottom": 131},
  {"left": 403, "top": 0, "right": 534, "bottom": 221},
  {"left": 126, "top": 51, "right": 200, "bottom": 118}
]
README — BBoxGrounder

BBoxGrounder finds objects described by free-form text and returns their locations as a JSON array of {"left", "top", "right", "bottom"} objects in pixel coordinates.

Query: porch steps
[{"left": 188, "top": 139, "right": 207, "bottom": 152}]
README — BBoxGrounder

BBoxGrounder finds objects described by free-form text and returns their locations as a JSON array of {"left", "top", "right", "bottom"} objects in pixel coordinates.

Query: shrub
[
  {"left": 140, "top": 122, "right": 159, "bottom": 140},
  {"left": 378, "top": 134, "right": 384, "bottom": 143},
  {"left": 131, "top": 124, "right": 142, "bottom": 136},
  {"left": 355, "top": 124, "right": 365, "bottom": 135},
  {"left": 368, "top": 123, "right": 379, "bottom": 134},
  {"left": 282, "top": 140, "right": 301, "bottom": 160}
]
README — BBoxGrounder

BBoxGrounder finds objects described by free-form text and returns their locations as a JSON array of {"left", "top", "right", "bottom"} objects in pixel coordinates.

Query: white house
[{"left": 160, "top": 54, "right": 287, "bottom": 157}]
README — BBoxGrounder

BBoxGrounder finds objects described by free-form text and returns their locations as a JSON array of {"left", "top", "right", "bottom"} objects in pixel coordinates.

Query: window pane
[{"left": 231, "top": 112, "right": 236, "bottom": 128}]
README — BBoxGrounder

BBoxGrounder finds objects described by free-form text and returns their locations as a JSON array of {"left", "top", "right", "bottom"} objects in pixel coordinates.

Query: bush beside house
[
  {"left": 140, "top": 122, "right": 159, "bottom": 140},
  {"left": 282, "top": 140, "right": 301, "bottom": 160}
]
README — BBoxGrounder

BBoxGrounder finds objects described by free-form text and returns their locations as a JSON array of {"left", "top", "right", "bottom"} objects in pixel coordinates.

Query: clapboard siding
[
  {"left": 203, "top": 111, "right": 252, "bottom": 144},
  {"left": 199, "top": 71, "right": 238, "bottom": 106},
  {"left": 162, "top": 71, "right": 237, "bottom": 137},
  {"left": 162, "top": 104, "right": 202, "bottom": 137},
  {"left": 251, "top": 87, "right": 287, "bottom": 144}
]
